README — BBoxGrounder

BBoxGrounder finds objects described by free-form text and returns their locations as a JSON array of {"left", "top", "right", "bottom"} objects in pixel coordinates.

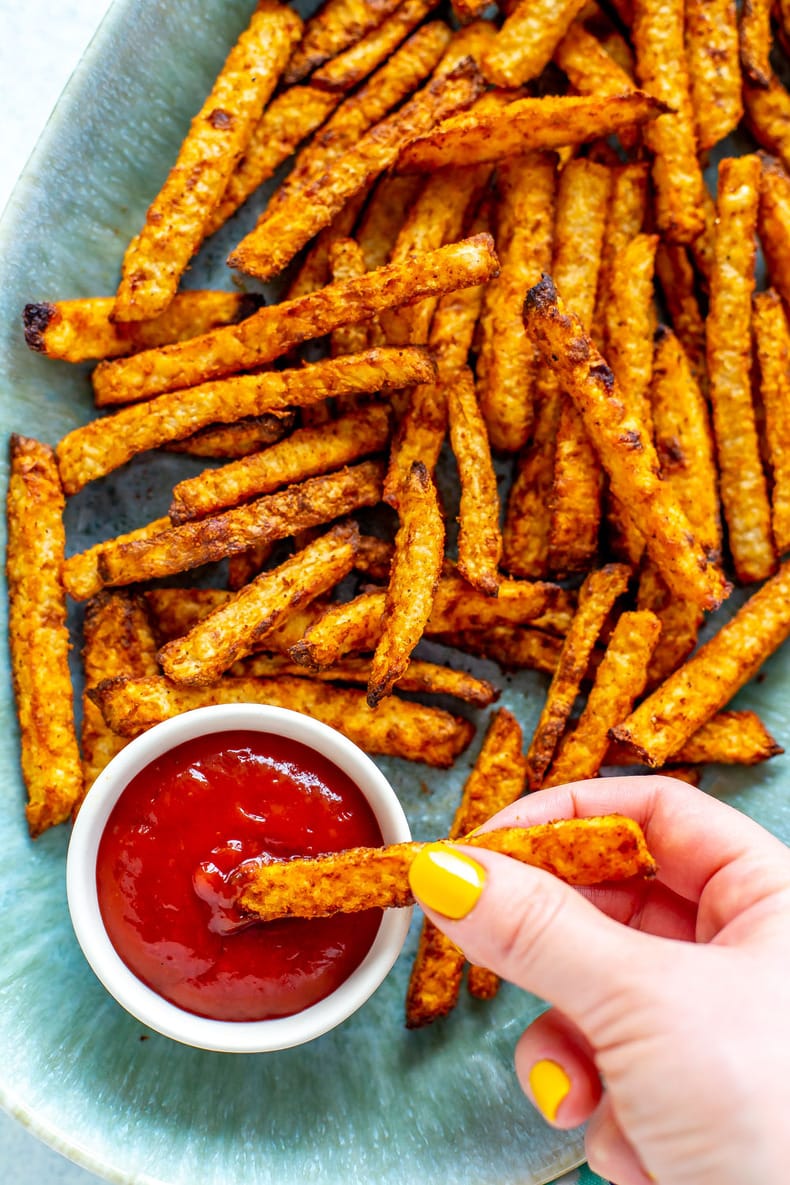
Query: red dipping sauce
[{"left": 96, "top": 731, "right": 383, "bottom": 1022}]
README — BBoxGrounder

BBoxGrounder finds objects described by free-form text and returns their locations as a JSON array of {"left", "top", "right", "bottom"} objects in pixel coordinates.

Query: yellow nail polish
[
  {"left": 528, "top": 1059, "right": 571, "bottom": 1123},
  {"left": 408, "top": 843, "right": 485, "bottom": 919}
]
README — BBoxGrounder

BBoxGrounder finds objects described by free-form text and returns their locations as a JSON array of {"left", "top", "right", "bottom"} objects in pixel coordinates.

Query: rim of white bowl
[{"left": 67, "top": 704, "right": 412, "bottom": 1053}]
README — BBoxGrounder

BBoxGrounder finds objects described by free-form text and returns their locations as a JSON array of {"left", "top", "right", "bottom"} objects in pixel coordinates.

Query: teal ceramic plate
[{"left": 1, "top": 3, "right": 788, "bottom": 1184}]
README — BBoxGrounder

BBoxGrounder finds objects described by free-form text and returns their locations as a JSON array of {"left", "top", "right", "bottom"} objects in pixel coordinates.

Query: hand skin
[{"left": 409, "top": 777, "right": 790, "bottom": 1185}]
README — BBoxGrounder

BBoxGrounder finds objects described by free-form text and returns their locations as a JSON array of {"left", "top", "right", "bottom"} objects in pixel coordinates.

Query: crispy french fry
[
  {"left": 380, "top": 163, "right": 490, "bottom": 346},
  {"left": 146, "top": 589, "right": 331, "bottom": 654},
  {"left": 406, "top": 708, "right": 525, "bottom": 1027},
  {"left": 482, "top": 0, "right": 589, "bottom": 88},
  {"left": 227, "top": 542, "right": 275, "bottom": 591},
  {"left": 170, "top": 403, "right": 390, "bottom": 523},
  {"left": 328, "top": 238, "right": 370, "bottom": 361},
  {"left": 22, "top": 292, "right": 261, "bottom": 363},
  {"left": 368, "top": 461, "right": 444, "bottom": 705},
  {"left": 92, "top": 234, "right": 499, "bottom": 404},
  {"left": 753, "top": 290, "right": 790, "bottom": 556},
  {"left": 637, "top": 563, "right": 703, "bottom": 688},
  {"left": 631, "top": 0, "right": 706, "bottom": 243},
  {"left": 447, "top": 367, "right": 501, "bottom": 595},
  {"left": 744, "top": 72, "right": 790, "bottom": 173},
  {"left": 234, "top": 816, "right": 657, "bottom": 921},
  {"left": 207, "top": 86, "right": 341, "bottom": 235},
  {"left": 158, "top": 523, "right": 359, "bottom": 685},
  {"left": 524, "top": 564, "right": 631, "bottom": 790},
  {"left": 707, "top": 155, "right": 776, "bottom": 584},
  {"left": 356, "top": 174, "right": 423, "bottom": 271},
  {"left": 287, "top": 192, "right": 370, "bottom": 304},
  {"left": 265, "top": 25, "right": 451, "bottom": 224},
  {"left": 61, "top": 348, "right": 424, "bottom": 494},
  {"left": 290, "top": 589, "right": 387, "bottom": 668},
  {"left": 524, "top": 276, "right": 731, "bottom": 611},
  {"left": 476, "top": 152, "right": 555, "bottom": 452},
  {"left": 739, "top": 0, "right": 772, "bottom": 88},
  {"left": 612, "top": 559, "right": 790, "bottom": 765},
  {"left": 397, "top": 91, "right": 668, "bottom": 172},
  {"left": 284, "top": 0, "right": 403, "bottom": 85},
  {"left": 604, "top": 233, "right": 658, "bottom": 432},
  {"left": 7, "top": 435, "right": 82, "bottom": 835},
  {"left": 545, "top": 158, "right": 610, "bottom": 576},
  {"left": 383, "top": 381, "right": 447, "bottom": 508},
  {"left": 607, "top": 709, "right": 783, "bottom": 767},
  {"left": 430, "top": 571, "right": 574, "bottom": 635},
  {"left": 685, "top": 0, "right": 742, "bottom": 151},
  {"left": 654, "top": 243, "right": 708, "bottom": 392},
  {"left": 427, "top": 196, "right": 492, "bottom": 374},
  {"left": 228, "top": 60, "right": 483, "bottom": 281},
  {"left": 165, "top": 412, "right": 295, "bottom": 460},
  {"left": 80, "top": 593, "right": 158, "bottom": 798},
  {"left": 501, "top": 390, "right": 561, "bottom": 579},
  {"left": 311, "top": 0, "right": 442, "bottom": 90},
  {"left": 63, "top": 517, "right": 172, "bottom": 602},
  {"left": 113, "top": 2, "right": 302, "bottom": 321},
  {"left": 758, "top": 154, "right": 790, "bottom": 311},
  {"left": 545, "top": 610, "right": 661, "bottom": 787},
  {"left": 236, "top": 653, "right": 498, "bottom": 705},
  {"left": 90, "top": 674, "right": 474, "bottom": 767},
  {"left": 554, "top": 21, "right": 637, "bottom": 112},
  {"left": 437, "top": 624, "right": 564, "bottom": 675},
  {"left": 98, "top": 461, "right": 384, "bottom": 587}
]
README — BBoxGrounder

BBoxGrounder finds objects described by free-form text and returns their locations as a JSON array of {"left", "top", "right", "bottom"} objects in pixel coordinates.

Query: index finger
[{"left": 476, "top": 776, "right": 790, "bottom": 905}]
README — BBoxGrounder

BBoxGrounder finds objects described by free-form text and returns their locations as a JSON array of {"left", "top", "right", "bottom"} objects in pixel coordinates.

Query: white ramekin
[{"left": 67, "top": 704, "right": 412, "bottom": 1053}]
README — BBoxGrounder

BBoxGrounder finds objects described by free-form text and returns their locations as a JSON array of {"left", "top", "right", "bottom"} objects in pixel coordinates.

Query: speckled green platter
[{"left": 1, "top": 3, "right": 789, "bottom": 1184}]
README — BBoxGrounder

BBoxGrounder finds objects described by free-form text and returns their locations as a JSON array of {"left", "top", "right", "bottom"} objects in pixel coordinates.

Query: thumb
[{"left": 408, "top": 842, "right": 658, "bottom": 1032}]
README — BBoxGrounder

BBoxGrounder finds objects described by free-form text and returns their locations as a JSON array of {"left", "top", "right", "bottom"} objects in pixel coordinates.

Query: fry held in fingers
[{"left": 234, "top": 817, "right": 657, "bottom": 923}]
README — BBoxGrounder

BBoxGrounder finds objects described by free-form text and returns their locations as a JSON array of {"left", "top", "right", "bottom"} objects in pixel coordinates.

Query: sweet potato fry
[
  {"left": 476, "top": 152, "right": 555, "bottom": 452},
  {"left": 744, "top": 72, "right": 790, "bottom": 173},
  {"left": 739, "top": 0, "right": 772, "bottom": 88},
  {"left": 545, "top": 610, "right": 661, "bottom": 787},
  {"left": 311, "top": 0, "right": 441, "bottom": 90},
  {"left": 501, "top": 390, "right": 561, "bottom": 580},
  {"left": 382, "top": 382, "right": 447, "bottom": 508},
  {"left": 284, "top": 0, "right": 403, "bottom": 85},
  {"left": 524, "top": 276, "right": 731, "bottom": 611},
  {"left": 524, "top": 564, "right": 631, "bottom": 790},
  {"left": 228, "top": 60, "right": 483, "bottom": 281},
  {"left": 98, "top": 461, "right": 384, "bottom": 587},
  {"left": 545, "top": 158, "right": 610, "bottom": 576},
  {"left": 397, "top": 91, "right": 668, "bottom": 172},
  {"left": 170, "top": 403, "right": 390, "bottom": 524},
  {"left": 237, "top": 653, "right": 498, "bottom": 705},
  {"left": 80, "top": 593, "right": 158, "bottom": 797},
  {"left": 632, "top": 0, "right": 706, "bottom": 243},
  {"left": 158, "top": 523, "right": 359, "bottom": 685},
  {"left": 61, "top": 348, "right": 424, "bottom": 494},
  {"left": 92, "top": 234, "right": 499, "bottom": 404},
  {"left": 481, "top": 0, "right": 588, "bottom": 87},
  {"left": 604, "top": 233, "right": 658, "bottom": 433},
  {"left": 207, "top": 86, "right": 341, "bottom": 235},
  {"left": 368, "top": 461, "right": 444, "bottom": 705},
  {"left": 165, "top": 413, "right": 295, "bottom": 460},
  {"left": 753, "top": 290, "right": 790, "bottom": 555},
  {"left": 234, "top": 816, "right": 657, "bottom": 922},
  {"left": 22, "top": 292, "right": 260, "bottom": 363},
  {"left": 685, "top": 0, "right": 742, "bottom": 151},
  {"left": 7, "top": 435, "right": 82, "bottom": 835},
  {"left": 448, "top": 367, "right": 501, "bottom": 596},
  {"left": 438, "top": 624, "right": 564, "bottom": 675},
  {"left": 63, "top": 517, "right": 171, "bottom": 602},
  {"left": 707, "top": 155, "right": 776, "bottom": 584},
  {"left": 265, "top": 24, "right": 450, "bottom": 224},
  {"left": 612, "top": 559, "right": 790, "bottom": 766},
  {"left": 654, "top": 243, "right": 708, "bottom": 392},
  {"left": 406, "top": 708, "right": 525, "bottom": 1027},
  {"left": 90, "top": 674, "right": 474, "bottom": 767},
  {"left": 113, "top": 2, "right": 302, "bottom": 321},
  {"left": 758, "top": 154, "right": 790, "bottom": 312}
]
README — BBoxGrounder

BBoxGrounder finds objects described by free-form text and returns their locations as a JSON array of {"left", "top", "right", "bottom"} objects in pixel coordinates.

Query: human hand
[{"left": 407, "top": 776, "right": 790, "bottom": 1185}]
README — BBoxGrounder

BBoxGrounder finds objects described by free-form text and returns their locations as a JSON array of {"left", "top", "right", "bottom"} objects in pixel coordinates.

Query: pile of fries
[{"left": 10, "top": 0, "right": 790, "bottom": 1026}]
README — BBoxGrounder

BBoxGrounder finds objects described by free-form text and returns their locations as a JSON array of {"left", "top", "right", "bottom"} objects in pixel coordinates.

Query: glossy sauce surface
[{"left": 96, "top": 731, "right": 383, "bottom": 1021}]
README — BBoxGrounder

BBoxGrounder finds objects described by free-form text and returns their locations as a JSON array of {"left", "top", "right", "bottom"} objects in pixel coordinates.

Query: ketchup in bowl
[{"left": 96, "top": 730, "right": 384, "bottom": 1022}]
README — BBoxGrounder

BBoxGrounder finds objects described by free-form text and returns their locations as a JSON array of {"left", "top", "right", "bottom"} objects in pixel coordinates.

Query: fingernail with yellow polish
[
  {"left": 528, "top": 1060, "right": 571, "bottom": 1123},
  {"left": 408, "top": 843, "right": 485, "bottom": 919}
]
